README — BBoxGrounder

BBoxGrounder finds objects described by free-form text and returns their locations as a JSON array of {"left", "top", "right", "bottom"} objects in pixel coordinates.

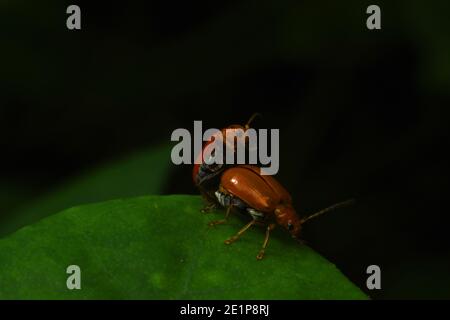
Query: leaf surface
[{"left": 0, "top": 195, "right": 368, "bottom": 299}]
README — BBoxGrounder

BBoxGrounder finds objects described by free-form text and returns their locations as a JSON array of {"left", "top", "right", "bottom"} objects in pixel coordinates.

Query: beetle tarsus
[
  {"left": 224, "top": 236, "right": 239, "bottom": 245},
  {"left": 256, "top": 250, "right": 265, "bottom": 260},
  {"left": 201, "top": 202, "right": 217, "bottom": 214},
  {"left": 208, "top": 219, "right": 226, "bottom": 227},
  {"left": 207, "top": 206, "right": 233, "bottom": 227}
]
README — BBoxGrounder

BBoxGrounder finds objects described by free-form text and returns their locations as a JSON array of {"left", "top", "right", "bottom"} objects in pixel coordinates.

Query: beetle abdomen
[
  {"left": 215, "top": 190, "right": 247, "bottom": 209},
  {"left": 215, "top": 190, "right": 267, "bottom": 221}
]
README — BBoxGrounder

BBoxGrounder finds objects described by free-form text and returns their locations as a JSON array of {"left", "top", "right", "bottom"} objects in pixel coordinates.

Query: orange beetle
[
  {"left": 193, "top": 114, "right": 261, "bottom": 211},
  {"left": 209, "top": 165, "right": 354, "bottom": 260}
]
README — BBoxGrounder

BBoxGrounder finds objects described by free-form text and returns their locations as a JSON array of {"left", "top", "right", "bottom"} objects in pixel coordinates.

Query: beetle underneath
[{"left": 208, "top": 165, "right": 354, "bottom": 260}]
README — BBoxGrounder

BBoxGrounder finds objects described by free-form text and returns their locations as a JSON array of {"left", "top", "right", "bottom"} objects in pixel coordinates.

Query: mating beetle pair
[{"left": 193, "top": 114, "right": 353, "bottom": 259}]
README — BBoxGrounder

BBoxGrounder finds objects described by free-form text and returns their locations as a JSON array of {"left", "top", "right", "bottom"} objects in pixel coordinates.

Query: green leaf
[
  {"left": 0, "top": 195, "right": 368, "bottom": 299},
  {"left": 0, "top": 144, "right": 173, "bottom": 237}
]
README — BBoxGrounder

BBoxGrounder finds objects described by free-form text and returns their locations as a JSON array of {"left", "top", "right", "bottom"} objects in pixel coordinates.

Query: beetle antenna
[
  {"left": 245, "top": 113, "right": 262, "bottom": 129},
  {"left": 301, "top": 199, "right": 355, "bottom": 224}
]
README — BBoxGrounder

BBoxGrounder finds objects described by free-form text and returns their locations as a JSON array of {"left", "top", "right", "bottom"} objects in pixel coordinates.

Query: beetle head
[{"left": 274, "top": 204, "right": 302, "bottom": 239}]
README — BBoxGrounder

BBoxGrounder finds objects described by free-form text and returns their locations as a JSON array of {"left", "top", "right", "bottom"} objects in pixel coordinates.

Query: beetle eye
[{"left": 287, "top": 222, "right": 294, "bottom": 231}]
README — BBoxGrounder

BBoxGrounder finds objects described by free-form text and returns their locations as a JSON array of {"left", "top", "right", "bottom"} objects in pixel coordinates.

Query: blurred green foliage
[
  {"left": 0, "top": 144, "right": 172, "bottom": 237},
  {"left": 0, "top": 195, "right": 367, "bottom": 299}
]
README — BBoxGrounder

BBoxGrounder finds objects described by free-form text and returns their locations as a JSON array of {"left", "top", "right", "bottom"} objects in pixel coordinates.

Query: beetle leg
[
  {"left": 256, "top": 223, "right": 276, "bottom": 260},
  {"left": 224, "top": 219, "right": 256, "bottom": 244},
  {"left": 201, "top": 202, "right": 217, "bottom": 214},
  {"left": 199, "top": 188, "right": 218, "bottom": 214},
  {"left": 208, "top": 206, "right": 233, "bottom": 227}
]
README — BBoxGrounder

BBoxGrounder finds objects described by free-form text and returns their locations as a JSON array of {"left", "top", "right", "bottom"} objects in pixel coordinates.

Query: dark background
[{"left": 1, "top": 0, "right": 450, "bottom": 299}]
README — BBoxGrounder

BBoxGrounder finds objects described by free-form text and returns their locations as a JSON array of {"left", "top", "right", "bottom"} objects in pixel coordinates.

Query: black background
[{"left": 1, "top": 0, "right": 450, "bottom": 299}]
